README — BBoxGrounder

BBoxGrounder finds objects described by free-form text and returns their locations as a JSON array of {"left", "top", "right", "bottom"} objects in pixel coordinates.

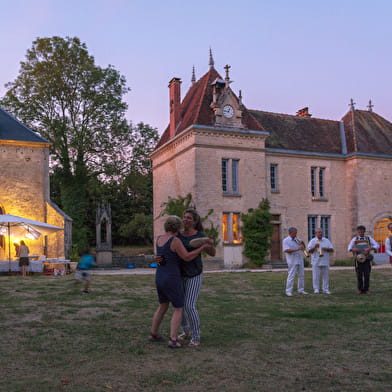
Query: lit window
[
  {"left": 232, "top": 213, "right": 241, "bottom": 243},
  {"left": 0, "top": 206, "right": 4, "bottom": 249},
  {"left": 222, "top": 213, "right": 229, "bottom": 243},
  {"left": 222, "top": 212, "right": 242, "bottom": 245}
]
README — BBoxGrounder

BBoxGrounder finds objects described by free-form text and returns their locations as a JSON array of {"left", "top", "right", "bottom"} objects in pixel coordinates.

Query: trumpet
[
  {"left": 295, "top": 238, "right": 310, "bottom": 257},
  {"left": 317, "top": 240, "right": 324, "bottom": 257}
]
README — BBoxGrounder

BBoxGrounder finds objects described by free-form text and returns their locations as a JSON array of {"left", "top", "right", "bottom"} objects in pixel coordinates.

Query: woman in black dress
[{"left": 149, "top": 216, "right": 210, "bottom": 348}]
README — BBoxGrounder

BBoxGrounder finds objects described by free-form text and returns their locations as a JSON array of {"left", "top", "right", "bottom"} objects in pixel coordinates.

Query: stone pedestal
[{"left": 96, "top": 247, "right": 113, "bottom": 267}]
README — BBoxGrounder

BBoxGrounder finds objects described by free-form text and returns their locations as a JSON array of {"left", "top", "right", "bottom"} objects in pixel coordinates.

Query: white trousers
[
  {"left": 312, "top": 265, "right": 329, "bottom": 292},
  {"left": 285, "top": 263, "right": 304, "bottom": 294}
]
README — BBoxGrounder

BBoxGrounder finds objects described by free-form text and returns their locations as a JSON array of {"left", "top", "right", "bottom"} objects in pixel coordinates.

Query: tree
[
  {"left": 118, "top": 213, "right": 153, "bottom": 245},
  {"left": 0, "top": 36, "right": 138, "bottom": 252},
  {"left": 159, "top": 193, "right": 219, "bottom": 246},
  {"left": 241, "top": 199, "right": 273, "bottom": 266}
]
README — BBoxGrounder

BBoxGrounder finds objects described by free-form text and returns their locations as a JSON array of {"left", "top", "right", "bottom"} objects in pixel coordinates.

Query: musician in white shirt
[
  {"left": 307, "top": 228, "right": 334, "bottom": 294},
  {"left": 283, "top": 227, "right": 308, "bottom": 296}
]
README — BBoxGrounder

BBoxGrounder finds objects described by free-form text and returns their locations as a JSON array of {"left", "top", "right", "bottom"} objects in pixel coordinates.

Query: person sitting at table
[
  {"left": 18, "top": 240, "right": 30, "bottom": 277},
  {"left": 13, "top": 242, "right": 20, "bottom": 258}
]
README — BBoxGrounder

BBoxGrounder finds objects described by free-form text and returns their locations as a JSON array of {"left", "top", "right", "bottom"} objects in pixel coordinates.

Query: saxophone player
[
  {"left": 307, "top": 228, "right": 334, "bottom": 294},
  {"left": 283, "top": 227, "right": 308, "bottom": 296},
  {"left": 348, "top": 225, "right": 379, "bottom": 295}
]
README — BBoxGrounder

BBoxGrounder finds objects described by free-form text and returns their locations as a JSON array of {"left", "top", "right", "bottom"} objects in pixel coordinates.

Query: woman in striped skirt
[{"left": 177, "top": 209, "right": 216, "bottom": 347}]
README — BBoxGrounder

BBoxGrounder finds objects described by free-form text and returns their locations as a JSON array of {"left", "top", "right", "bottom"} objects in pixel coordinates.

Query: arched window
[{"left": 373, "top": 217, "right": 392, "bottom": 253}]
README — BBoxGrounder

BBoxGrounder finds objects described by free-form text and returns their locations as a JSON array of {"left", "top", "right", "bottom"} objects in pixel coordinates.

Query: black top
[{"left": 178, "top": 231, "right": 205, "bottom": 278}]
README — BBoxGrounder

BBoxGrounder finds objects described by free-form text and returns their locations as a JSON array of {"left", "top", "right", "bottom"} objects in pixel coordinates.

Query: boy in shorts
[{"left": 74, "top": 250, "right": 97, "bottom": 294}]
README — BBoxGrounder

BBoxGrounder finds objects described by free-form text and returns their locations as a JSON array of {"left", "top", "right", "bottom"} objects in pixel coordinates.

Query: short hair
[
  {"left": 164, "top": 215, "right": 182, "bottom": 233},
  {"left": 357, "top": 225, "right": 366, "bottom": 231},
  {"left": 288, "top": 227, "right": 297, "bottom": 234}
]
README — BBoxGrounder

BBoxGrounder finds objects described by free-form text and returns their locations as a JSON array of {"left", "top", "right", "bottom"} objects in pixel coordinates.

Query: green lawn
[{"left": 1, "top": 267, "right": 392, "bottom": 391}]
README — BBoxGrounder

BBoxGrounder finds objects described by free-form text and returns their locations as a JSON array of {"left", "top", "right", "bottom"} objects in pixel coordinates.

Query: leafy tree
[
  {"left": 159, "top": 193, "right": 194, "bottom": 218},
  {"left": 118, "top": 213, "right": 153, "bottom": 245},
  {"left": 241, "top": 199, "right": 273, "bottom": 266},
  {"left": 0, "top": 36, "right": 155, "bottom": 252},
  {"left": 159, "top": 193, "right": 219, "bottom": 246},
  {"left": 1, "top": 36, "right": 131, "bottom": 178}
]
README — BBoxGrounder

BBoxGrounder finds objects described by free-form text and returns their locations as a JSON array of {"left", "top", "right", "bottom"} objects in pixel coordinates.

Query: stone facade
[
  {"left": 0, "top": 108, "right": 71, "bottom": 260},
  {"left": 152, "top": 63, "right": 392, "bottom": 268}
]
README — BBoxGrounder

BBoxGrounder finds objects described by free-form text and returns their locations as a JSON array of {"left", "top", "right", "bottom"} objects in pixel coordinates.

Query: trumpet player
[
  {"left": 307, "top": 228, "right": 334, "bottom": 294},
  {"left": 283, "top": 227, "right": 308, "bottom": 296}
]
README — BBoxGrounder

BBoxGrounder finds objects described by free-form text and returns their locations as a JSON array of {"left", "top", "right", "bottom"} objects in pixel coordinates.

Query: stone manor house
[
  {"left": 151, "top": 57, "right": 392, "bottom": 268},
  {"left": 0, "top": 107, "right": 71, "bottom": 260}
]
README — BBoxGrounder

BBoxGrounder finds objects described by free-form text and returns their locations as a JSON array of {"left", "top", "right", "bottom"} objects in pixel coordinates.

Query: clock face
[{"left": 223, "top": 105, "right": 234, "bottom": 118}]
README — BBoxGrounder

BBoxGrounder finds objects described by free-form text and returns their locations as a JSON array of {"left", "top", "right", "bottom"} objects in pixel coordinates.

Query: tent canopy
[{"left": 0, "top": 214, "right": 63, "bottom": 236}]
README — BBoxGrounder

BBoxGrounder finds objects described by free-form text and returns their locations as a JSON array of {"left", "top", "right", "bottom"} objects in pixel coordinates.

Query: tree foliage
[
  {"left": 0, "top": 36, "right": 159, "bottom": 251},
  {"left": 118, "top": 213, "right": 153, "bottom": 245},
  {"left": 159, "top": 193, "right": 219, "bottom": 246},
  {"left": 241, "top": 199, "right": 273, "bottom": 266},
  {"left": 1, "top": 36, "right": 131, "bottom": 178}
]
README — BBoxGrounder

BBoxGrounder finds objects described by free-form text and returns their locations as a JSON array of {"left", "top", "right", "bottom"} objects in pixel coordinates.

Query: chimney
[
  {"left": 296, "top": 107, "right": 312, "bottom": 117},
  {"left": 168, "top": 77, "right": 181, "bottom": 138}
]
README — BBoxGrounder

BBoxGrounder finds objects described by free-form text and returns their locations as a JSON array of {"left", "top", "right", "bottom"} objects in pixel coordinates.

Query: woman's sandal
[
  {"left": 188, "top": 339, "right": 200, "bottom": 347},
  {"left": 177, "top": 330, "right": 190, "bottom": 341},
  {"left": 168, "top": 338, "right": 182, "bottom": 348},
  {"left": 148, "top": 333, "right": 163, "bottom": 342}
]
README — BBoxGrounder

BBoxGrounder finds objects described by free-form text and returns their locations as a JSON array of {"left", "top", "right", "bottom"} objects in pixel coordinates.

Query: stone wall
[
  {"left": 0, "top": 142, "right": 68, "bottom": 260},
  {"left": 152, "top": 127, "right": 392, "bottom": 267}
]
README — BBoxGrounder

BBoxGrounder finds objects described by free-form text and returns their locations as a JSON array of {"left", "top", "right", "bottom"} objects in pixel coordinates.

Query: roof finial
[
  {"left": 349, "top": 98, "right": 356, "bottom": 111},
  {"left": 239, "top": 90, "right": 242, "bottom": 105},
  {"left": 367, "top": 99, "right": 374, "bottom": 112},
  {"left": 209, "top": 47, "right": 214, "bottom": 69},
  {"left": 191, "top": 65, "right": 196, "bottom": 84},
  {"left": 224, "top": 64, "right": 231, "bottom": 88}
]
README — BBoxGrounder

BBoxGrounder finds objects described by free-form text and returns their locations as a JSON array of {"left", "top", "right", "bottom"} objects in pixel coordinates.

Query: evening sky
[{"left": 1, "top": 0, "right": 390, "bottom": 134}]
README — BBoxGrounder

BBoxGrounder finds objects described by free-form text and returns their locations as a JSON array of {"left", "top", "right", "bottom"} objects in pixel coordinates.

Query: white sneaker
[
  {"left": 324, "top": 290, "right": 332, "bottom": 295},
  {"left": 299, "top": 291, "right": 309, "bottom": 295},
  {"left": 286, "top": 292, "right": 293, "bottom": 297},
  {"left": 314, "top": 290, "right": 319, "bottom": 294}
]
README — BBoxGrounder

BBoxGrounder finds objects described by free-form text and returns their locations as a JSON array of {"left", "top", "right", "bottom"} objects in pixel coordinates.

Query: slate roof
[
  {"left": 250, "top": 110, "right": 343, "bottom": 154},
  {"left": 342, "top": 109, "right": 392, "bottom": 155},
  {"left": 0, "top": 106, "right": 50, "bottom": 144},
  {"left": 155, "top": 68, "right": 392, "bottom": 156}
]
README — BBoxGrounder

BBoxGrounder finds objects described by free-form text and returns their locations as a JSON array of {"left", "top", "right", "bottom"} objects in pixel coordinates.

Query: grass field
[{"left": 1, "top": 267, "right": 392, "bottom": 392}]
